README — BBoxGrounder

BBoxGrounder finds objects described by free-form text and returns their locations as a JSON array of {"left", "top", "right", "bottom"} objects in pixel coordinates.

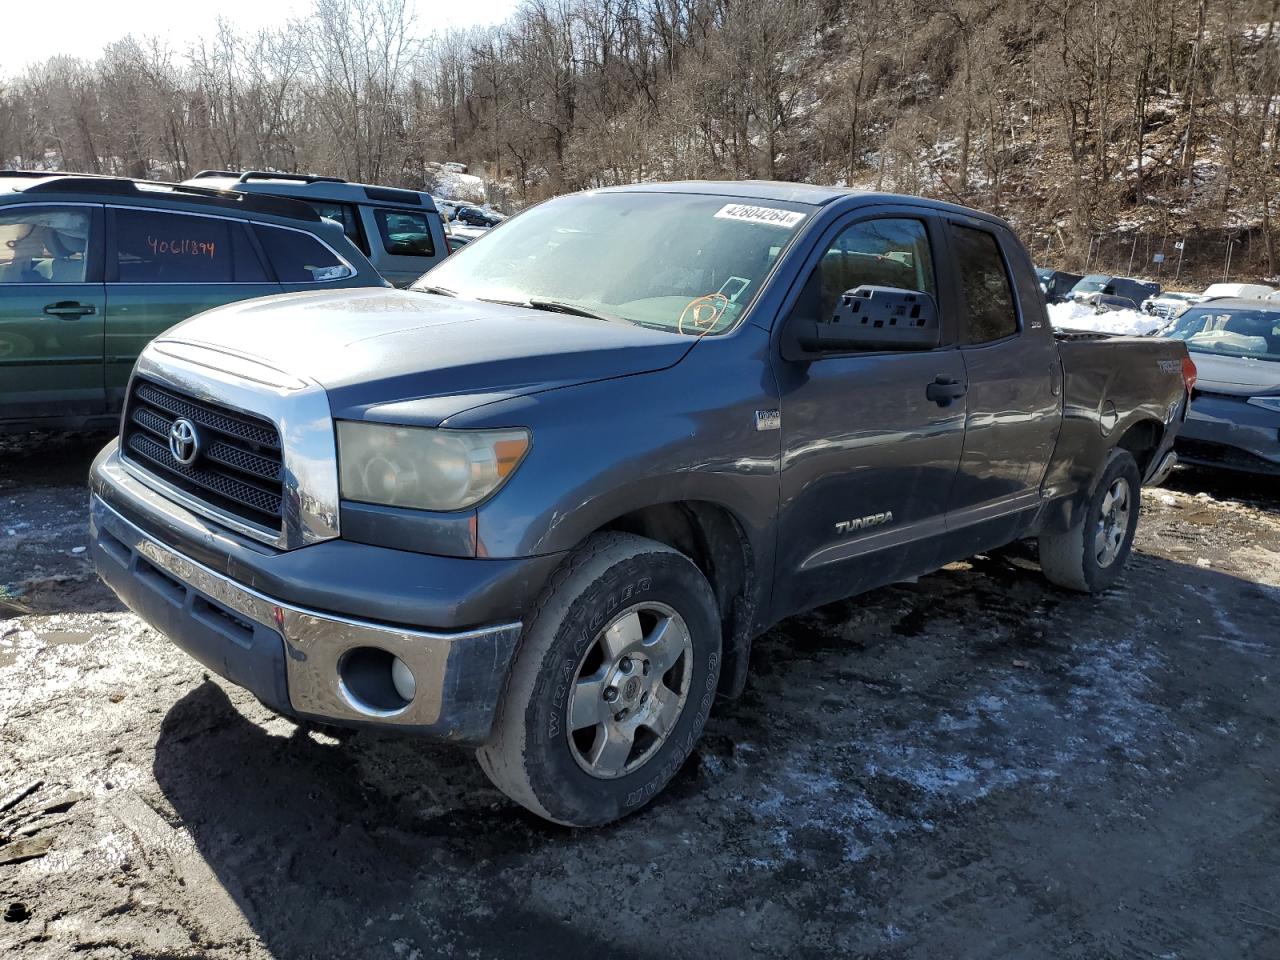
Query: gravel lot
[{"left": 2, "top": 431, "right": 1278, "bottom": 959}]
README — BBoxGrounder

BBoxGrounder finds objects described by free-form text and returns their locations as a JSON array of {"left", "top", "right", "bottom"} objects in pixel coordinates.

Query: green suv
[{"left": 0, "top": 172, "right": 387, "bottom": 433}]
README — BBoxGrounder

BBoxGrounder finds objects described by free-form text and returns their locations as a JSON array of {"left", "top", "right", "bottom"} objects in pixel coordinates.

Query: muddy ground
[{"left": 1, "top": 431, "right": 1277, "bottom": 959}]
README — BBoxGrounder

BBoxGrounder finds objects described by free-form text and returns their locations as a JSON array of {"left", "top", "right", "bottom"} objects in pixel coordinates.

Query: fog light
[
  {"left": 391, "top": 656, "right": 416, "bottom": 702},
  {"left": 337, "top": 647, "right": 414, "bottom": 715}
]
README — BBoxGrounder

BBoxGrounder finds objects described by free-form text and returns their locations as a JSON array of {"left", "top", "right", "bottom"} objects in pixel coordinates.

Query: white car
[
  {"left": 1142, "top": 291, "right": 1205, "bottom": 320},
  {"left": 446, "top": 222, "right": 488, "bottom": 242},
  {"left": 1202, "top": 282, "right": 1276, "bottom": 301}
]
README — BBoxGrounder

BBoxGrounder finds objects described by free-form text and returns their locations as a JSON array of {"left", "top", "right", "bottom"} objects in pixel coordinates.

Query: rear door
[
  {"left": 0, "top": 203, "right": 105, "bottom": 422},
  {"left": 772, "top": 209, "right": 969, "bottom": 616},
  {"left": 104, "top": 206, "right": 280, "bottom": 410},
  {"left": 941, "top": 218, "right": 1061, "bottom": 550}
]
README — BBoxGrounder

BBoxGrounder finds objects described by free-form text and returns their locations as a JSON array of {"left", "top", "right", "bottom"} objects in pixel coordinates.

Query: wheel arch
[
  {"left": 1114, "top": 416, "right": 1165, "bottom": 479},
  {"left": 1036, "top": 414, "right": 1165, "bottom": 537},
  {"left": 592, "top": 500, "right": 759, "bottom": 699}
]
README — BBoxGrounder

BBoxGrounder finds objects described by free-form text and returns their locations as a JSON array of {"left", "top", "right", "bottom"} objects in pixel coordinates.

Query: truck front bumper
[{"left": 89, "top": 443, "right": 554, "bottom": 744}]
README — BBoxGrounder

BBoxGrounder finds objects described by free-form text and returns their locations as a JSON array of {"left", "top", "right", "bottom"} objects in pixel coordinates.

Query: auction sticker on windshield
[{"left": 714, "top": 203, "right": 806, "bottom": 229}]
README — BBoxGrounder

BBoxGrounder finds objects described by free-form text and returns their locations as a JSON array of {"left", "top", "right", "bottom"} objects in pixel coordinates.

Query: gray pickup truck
[{"left": 88, "top": 182, "right": 1194, "bottom": 826}]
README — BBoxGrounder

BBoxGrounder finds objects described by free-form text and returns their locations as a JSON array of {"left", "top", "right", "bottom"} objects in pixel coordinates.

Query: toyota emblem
[{"left": 168, "top": 418, "right": 201, "bottom": 465}]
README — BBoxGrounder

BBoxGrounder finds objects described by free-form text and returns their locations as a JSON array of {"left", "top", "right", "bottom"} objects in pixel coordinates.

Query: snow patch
[{"left": 1047, "top": 300, "right": 1163, "bottom": 336}]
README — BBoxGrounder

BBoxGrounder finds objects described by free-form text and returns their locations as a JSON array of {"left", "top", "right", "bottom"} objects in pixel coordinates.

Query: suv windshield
[
  {"left": 1072, "top": 275, "right": 1111, "bottom": 295},
  {"left": 1159, "top": 306, "right": 1280, "bottom": 361},
  {"left": 413, "top": 192, "right": 811, "bottom": 335}
]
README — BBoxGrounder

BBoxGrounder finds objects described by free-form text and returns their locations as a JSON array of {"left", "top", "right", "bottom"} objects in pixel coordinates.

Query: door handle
[
  {"left": 926, "top": 375, "right": 967, "bottom": 406},
  {"left": 44, "top": 301, "right": 97, "bottom": 319}
]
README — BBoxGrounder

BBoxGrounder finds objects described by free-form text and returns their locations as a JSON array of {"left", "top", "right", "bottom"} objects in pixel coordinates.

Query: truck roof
[
  {"left": 596, "top": 179, "right": 1017, "bottom": 227},
  {"left": 599, "top": 180, "right": 852, "bottom": 205}
]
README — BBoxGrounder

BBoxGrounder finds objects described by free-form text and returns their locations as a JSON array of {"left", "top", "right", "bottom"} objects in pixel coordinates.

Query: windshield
[
  {"left": 413, "top": 192, "right": 811, "bottom": 335},
  {"left": 1159, "top": 306, "right": 1280, "bottom": 361},
  {"left": 1071, "top": 275, "right": 1110, "bottom": 295}
]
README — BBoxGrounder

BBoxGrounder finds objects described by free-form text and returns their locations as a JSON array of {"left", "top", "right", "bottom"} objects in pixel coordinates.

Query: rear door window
[
  {"left": 374, "top": 209, "right": 435, "bottom": 257},
  {"left": 112, "top": 209, "right": 265, "bottom": 283},
  {"left": 949, "top": 224, "right": 1019, "bottom": 343},
  {"left": 254, "top": 225, "right": 354, "bottom": 282},
  {"left": 305, "top": 201, "right": 369, "bottom": 255}
]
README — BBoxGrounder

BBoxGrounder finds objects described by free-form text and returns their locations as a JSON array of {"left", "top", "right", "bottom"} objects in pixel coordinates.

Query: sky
[{"left": 0, "top": 0, "right": 520, "bottom": 75}]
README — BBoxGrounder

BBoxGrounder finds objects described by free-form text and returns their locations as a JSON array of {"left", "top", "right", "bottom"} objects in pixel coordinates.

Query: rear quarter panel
[{"left": 1038, "top": 335, "right": 1189, "bottom": 533}]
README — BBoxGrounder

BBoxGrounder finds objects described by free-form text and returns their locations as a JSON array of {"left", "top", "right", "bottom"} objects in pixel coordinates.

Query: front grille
[{"left": 121, "top": 378, "right": 285, "bottom": 530}]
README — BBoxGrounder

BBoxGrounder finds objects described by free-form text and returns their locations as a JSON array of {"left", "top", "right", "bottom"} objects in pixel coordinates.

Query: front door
[
  {"left": 772, "top": 211, "right": 968, "bottom": 618},
  {"left": 104, "top": 206, "right": 280, "bottom": 410},
  {"left": 0, "top": 204, "right": 105, "bottom": 422}
]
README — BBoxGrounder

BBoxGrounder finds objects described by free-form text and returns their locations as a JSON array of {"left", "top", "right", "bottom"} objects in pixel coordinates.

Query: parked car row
[
  {"left": 1037, "top": 261, "right": 1279, "bottom": 323},
  {"left": 0, "top": 171, "right": 387, "bottom": 432},
  {"left": 1037, "top": 260, "right": 1278, "bottom": 477},
  {"left": 432, "top": 197, "right": 504, "bottom": 226},
  {"left": 0, "top": 168, "right": 523, "bottom": 433}
]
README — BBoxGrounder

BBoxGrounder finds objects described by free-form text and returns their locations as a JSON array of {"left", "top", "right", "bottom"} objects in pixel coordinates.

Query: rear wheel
[
  {"left": 477, "top": 533, "right": 721, "bottom": 826},
  {"left": 1039, "top": 448, "right": 1141, "bottom": 593}
]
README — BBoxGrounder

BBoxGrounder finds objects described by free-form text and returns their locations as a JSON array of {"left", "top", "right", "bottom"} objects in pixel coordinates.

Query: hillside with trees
[{"left": 1, "top": 0, "right": 1277, "bottom": 285}]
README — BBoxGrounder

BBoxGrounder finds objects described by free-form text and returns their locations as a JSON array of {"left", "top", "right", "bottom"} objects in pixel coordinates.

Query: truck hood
[
  {"left": 1189, "top": 351, "right": 1280, "bottom": 396},
  {"left": 162, "top": 288, "right": 695, "bottom": 423}
]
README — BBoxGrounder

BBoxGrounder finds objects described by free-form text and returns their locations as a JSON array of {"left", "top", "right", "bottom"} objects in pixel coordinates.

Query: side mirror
[{"left": 795, "top": 285, "right": 941, "bottom": 353}]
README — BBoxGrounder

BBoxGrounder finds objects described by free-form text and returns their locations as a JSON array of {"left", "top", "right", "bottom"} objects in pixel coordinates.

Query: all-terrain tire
[
  {"left": 477, "top": 533, "right": 721, "bottom": 827},
  {"left": 1039, "top": 448, "right": 1142, "bottom": 593}
]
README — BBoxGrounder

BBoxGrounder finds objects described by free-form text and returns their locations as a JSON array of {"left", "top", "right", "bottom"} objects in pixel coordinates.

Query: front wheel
[
  {"left": 477, "top": 533, "right": 721, "bottom": 826},
  {"left": 1039, "top": 448, "right": 1141, "bottom": 593}
]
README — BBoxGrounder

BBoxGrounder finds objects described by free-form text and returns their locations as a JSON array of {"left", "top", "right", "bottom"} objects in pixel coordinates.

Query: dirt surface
[{"left": 2, "top": 433, "right": 1278, "bottom": 959}]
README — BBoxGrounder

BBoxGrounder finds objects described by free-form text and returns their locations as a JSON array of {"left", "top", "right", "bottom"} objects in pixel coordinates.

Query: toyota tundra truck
[{"left": 88, "top": 182, "right": 1195, "bottom": 826}]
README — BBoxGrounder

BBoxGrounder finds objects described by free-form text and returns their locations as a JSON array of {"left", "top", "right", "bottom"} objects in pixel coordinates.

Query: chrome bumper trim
[
  {"left": 1146, "top": 450, "right": 1178, "bottom": 486},
  {"left": 92, "top": 495, "right": 522, "bottom": 734}
]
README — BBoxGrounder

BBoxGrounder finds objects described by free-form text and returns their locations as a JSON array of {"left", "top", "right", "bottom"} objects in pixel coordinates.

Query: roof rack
[
  {"left": 238, "top": 170, "right": 347, "bottom": 185},
  {"left": 1, "top": 169, "right": 122, "bottom": 180},
  {"left": 189, "top": 169, "right": 241, "bottom": 180},
  {"left": 14, "top": 174, "right": 322, "bottom": 223}
]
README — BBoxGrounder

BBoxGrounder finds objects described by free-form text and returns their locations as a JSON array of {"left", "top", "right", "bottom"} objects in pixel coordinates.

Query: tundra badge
[
  {"left": 835, "top": 511, "right": 894, "bottom": 535},
  {"left": 755, "top": 409, "right": 781, "bottom": 431}
]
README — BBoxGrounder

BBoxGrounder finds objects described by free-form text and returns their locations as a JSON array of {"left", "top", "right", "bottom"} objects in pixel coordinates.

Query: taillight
[{"left": 1181, "top": 355, "right": 1197, "bottom": 394}]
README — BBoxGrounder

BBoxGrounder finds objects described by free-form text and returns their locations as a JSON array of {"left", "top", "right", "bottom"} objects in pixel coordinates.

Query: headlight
[
  {"left": 1247, "top": 396, "right": 1280, "bottom": 413},
  {"left": 336, "top": 422, "right": 529, "bottom": 511}
]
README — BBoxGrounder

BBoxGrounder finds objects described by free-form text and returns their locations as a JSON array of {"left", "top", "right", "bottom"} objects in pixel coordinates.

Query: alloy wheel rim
[
  {"left": 566, "top": 601, "right": 694, "bottom": 779},
  {"left": 1095, "top": 477, "right": 1131, "bottom": 567}
]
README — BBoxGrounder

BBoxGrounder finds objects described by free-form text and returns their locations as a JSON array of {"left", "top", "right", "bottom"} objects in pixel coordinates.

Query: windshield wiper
[
  {"left": 526, "top": 299, "right": 620, "bottom": 322},
  {"left": 416, "top": 285, "right": 457, "bottom": 297},
  {"left": 477, "top": 297, "right": 620, "bottom": 323}
]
